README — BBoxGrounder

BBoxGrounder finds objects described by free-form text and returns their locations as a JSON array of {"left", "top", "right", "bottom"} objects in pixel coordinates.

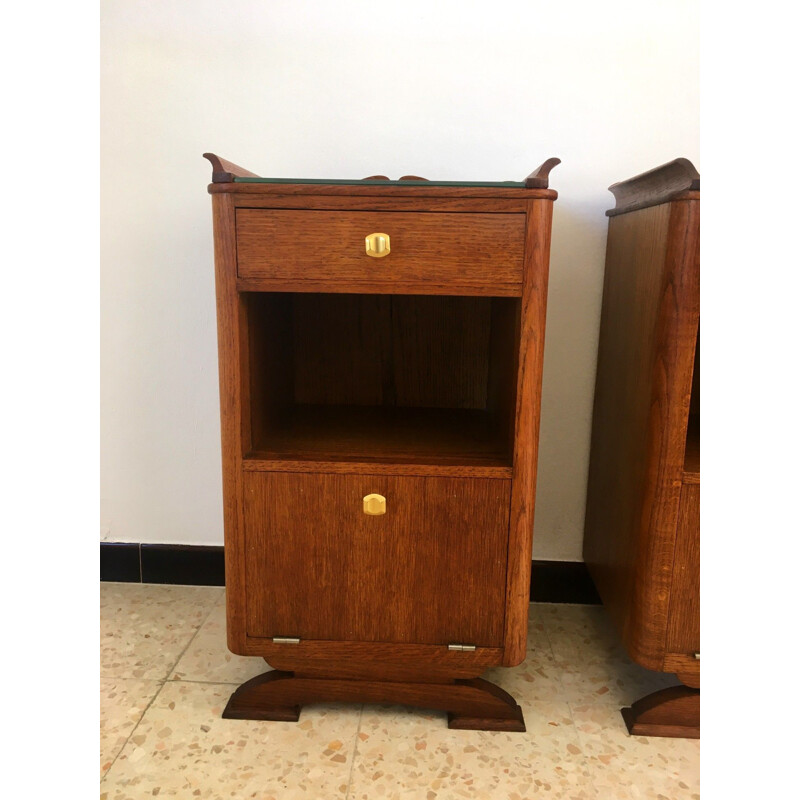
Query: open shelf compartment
[{"left": 242, "top": 292, "right": 520, "bottom": 470}]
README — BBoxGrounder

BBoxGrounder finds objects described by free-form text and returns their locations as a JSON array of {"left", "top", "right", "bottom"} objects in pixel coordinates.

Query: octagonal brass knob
[
  {"left": 363, "top": 493, "right": 386, "bottom": 515},
  {"left": 365, "top": 232, "right": 390, "bottom": 258}
]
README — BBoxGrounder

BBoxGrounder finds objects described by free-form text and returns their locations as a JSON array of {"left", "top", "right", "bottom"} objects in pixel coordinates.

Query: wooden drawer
[
  {"left": 235, "top": 209, "right": 525, "bottom": 291},
  {"left": 243, "top": 471, "right": 511, "bottom": 647}
]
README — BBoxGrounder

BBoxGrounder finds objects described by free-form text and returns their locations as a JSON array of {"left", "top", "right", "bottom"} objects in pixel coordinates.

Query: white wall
[{"left": 100, "top": 0, "right": 698, "bottom": 560}]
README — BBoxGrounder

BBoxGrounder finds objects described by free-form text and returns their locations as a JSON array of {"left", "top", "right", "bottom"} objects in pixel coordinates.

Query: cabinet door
[{"left": 243, "top": 472, "right": 511, "bottom": 647}]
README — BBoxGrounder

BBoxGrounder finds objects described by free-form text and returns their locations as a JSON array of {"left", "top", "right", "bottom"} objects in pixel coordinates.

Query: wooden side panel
[
  {"left": 210, "top": 193, "right": 248, "bottom": 652},
  {"left": 236, "top": 209, "right": 525, "bottom": 290},
  {"left": 243, "top": 472, "right": 511, "bottom": 648},
  {"left": 583, "top": 199, "right": 700, "bottom": 670},
  {"left": 665, "top": 482, "right": 700, "bottom": 655},
  {"left": 487, "top": 297, "right": 522, "bottom": 456},
  {"left": 247, "top": 293, "right": 294, "bottom": 451},
  {"left": 629, "top": 200, "right": 700, "bottom": 666},
  {"left": 503, "top": 199, "right": 552, "bottom": 665},
  {"left": 583, "top": 204, "right": 672, "bottom": 668}
]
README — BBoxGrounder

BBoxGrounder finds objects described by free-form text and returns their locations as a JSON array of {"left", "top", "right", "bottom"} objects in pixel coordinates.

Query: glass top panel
[{"left": 234, "top": 177, "right": 527, "bottom": 188}]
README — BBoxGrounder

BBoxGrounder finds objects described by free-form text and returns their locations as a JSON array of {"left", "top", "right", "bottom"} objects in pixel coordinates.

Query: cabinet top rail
[
  {"left": 203, "top": 153, "right": 560, "bottom": 190},
  {"left": 607, "top": 157, "right": 700, "bottom": 217}
]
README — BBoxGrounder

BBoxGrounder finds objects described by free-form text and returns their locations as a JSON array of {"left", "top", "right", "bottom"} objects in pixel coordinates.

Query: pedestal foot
[
  {"left": 621, "top": 685, "right": 699, "bottom": 739},
  {"left": 222, "top": 672, "right": 299, "bottom": 720},
  {"left": 447, "top": 711, "right": 525, "bottom": 732},
  {"left": 222, "top": 670, "right": 525, "bottom": 732}
]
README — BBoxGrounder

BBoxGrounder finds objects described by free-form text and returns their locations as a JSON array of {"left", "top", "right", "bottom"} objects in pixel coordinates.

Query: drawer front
[
  {"left": 243, "top": 471, "right": 511, "bottom": 647},
  {"left": 236, "top": 209, "right": 525, "bottom": 290}
]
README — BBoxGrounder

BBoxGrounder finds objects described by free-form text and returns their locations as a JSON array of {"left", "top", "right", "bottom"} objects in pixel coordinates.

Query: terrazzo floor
[{"left": 100, "top": 583, "right": 699, "bottom": 799}]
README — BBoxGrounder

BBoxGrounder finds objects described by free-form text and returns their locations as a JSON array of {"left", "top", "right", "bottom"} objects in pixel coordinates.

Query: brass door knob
[
  {"left": 363, "top": 493, "right": 386, "bottom": 515},
  {"left": 365, "top": 232, "right": 390, "bottom": 258}
]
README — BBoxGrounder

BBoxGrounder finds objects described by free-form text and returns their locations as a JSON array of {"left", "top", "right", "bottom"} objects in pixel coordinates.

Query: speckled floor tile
[
  {"left": 543, "top": 605, "right": 680, "bottom": 706},
  {"left": 101, "top": 583, "right": 223, "bottom": 680},
  {"left": 100, "top": 678, "right": 162, "bottom": 777},
  {"left": 527, "top": 603, "right": 554, "bottom": 653},
  {"left": 571, "top": 703, "right": 700, "bottom": 800},
  {"left": 540, "top": 604, "right": 621, "bottom": 656},
  {"left": 101, "top": 681, "right": 362, "bottom": 799},
  {"left": 100, "top": 586, "right": 699, "bottom": 799},
  {"left": 169, "top": 596, "right": 268, "bottom": 685},
  {"left": 348, "top": 702, "right": 597, "bottom": 799},
  {"left": 483, "top": 647, "right": 565, "bottom": 705},
  {"left": 554, "top": 656, "right": 679, "bottom": 708}
]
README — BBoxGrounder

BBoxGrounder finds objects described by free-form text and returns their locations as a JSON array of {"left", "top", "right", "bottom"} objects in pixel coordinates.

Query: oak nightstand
[{"left": 205, "top": 153, "right": 559, "bottom": 730}]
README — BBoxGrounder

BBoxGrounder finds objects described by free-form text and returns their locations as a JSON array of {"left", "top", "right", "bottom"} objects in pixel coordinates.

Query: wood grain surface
[
  {"left": 242, "top": 458, "right": 512, "bottom": 479},
  {"left": 247, "top": 406, "right": 511, "bottom": 466},
  {"left": 262, "top": 640, "right": 503, "bottom": 681},
  {"left": 607, "top": 157, "right": 700, "bottom": 216},
  {"left": 583, "top": 203, "right": 673, "bottom": 669},
  {"left": 584, "top": 177, "right": 699, "bottom": 680},
  {"left": 209, "top": 180, "right": 557, "bottom": 201},
  {"left": 290, "top": 294, "right": 493, "bottom": 410},
  {"left": 683, "top": 414, "right": 700, "bottom": 483},
  {"left": 236, "top": 209, "right": 525, "bottom": 292},
  {"left": 243, "top": 472, "right": 511, "bottom": 647},
  {"left": 232, "top": 194, "right": 531, "bottom": 213},
  {"left": 621, "top": 685, "right": 699, "bottom": 739},
  {"left": 204, "top": 152, "right": 260, "bottom": 183},
  {"left": 503, "top": 199, "right": 552, "bottom": 665},
  {"left": 210, "top": 192, "right": 249, "bottom": 652},
  {"left": 208, "top": 159, "right": 556, "bottom": 718},
  {"left": 665, "top": 482, "right": 700, "bottom": 656},
  {"left": 242, "top": 638, "right": 504, "bottom": 669},
  {"left": 242, "top": 292, "right": 518, "bottom": 467},
  {"left": 236, "top": 277, "right": 522, "bottom": 297},
  {"left": 524, "top": 157, "right": 561, "bottom": 188},
  {"left": 663, "top": 653, "right": 700, "bottom": 687},
  {"left": 223, "top": 671, "right": 525, "bottom": 731}
]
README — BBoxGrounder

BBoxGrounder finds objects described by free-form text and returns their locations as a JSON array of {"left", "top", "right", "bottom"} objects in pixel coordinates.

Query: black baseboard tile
[
  {"left": 530, "top": 559, "right": 602, "bottom": 604},
  {"left": 100, "top": 542, "right": 141, "bottom": 582},
  {"left": 140, "top": 544, "right": 225, "bottom": 586},
  {"left": 101, "top": 544, "right": 600, "bottom": 604}
]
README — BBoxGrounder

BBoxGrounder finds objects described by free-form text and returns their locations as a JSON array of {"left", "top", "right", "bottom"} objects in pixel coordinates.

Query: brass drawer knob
[
  {"left": 363, "top": 493, "right": 386, "bottom": 515},
  {"left": 365, "top": 232, "right": 390, "bottom": 258}
]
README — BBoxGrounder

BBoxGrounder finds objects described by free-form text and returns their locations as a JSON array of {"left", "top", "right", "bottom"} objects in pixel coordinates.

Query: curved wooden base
[
  {"left": 621, "top": 685, "right": 699, "bottom": 739},
  {"left": 222, "top": 670, "right": 525, "bottom": 732}
]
